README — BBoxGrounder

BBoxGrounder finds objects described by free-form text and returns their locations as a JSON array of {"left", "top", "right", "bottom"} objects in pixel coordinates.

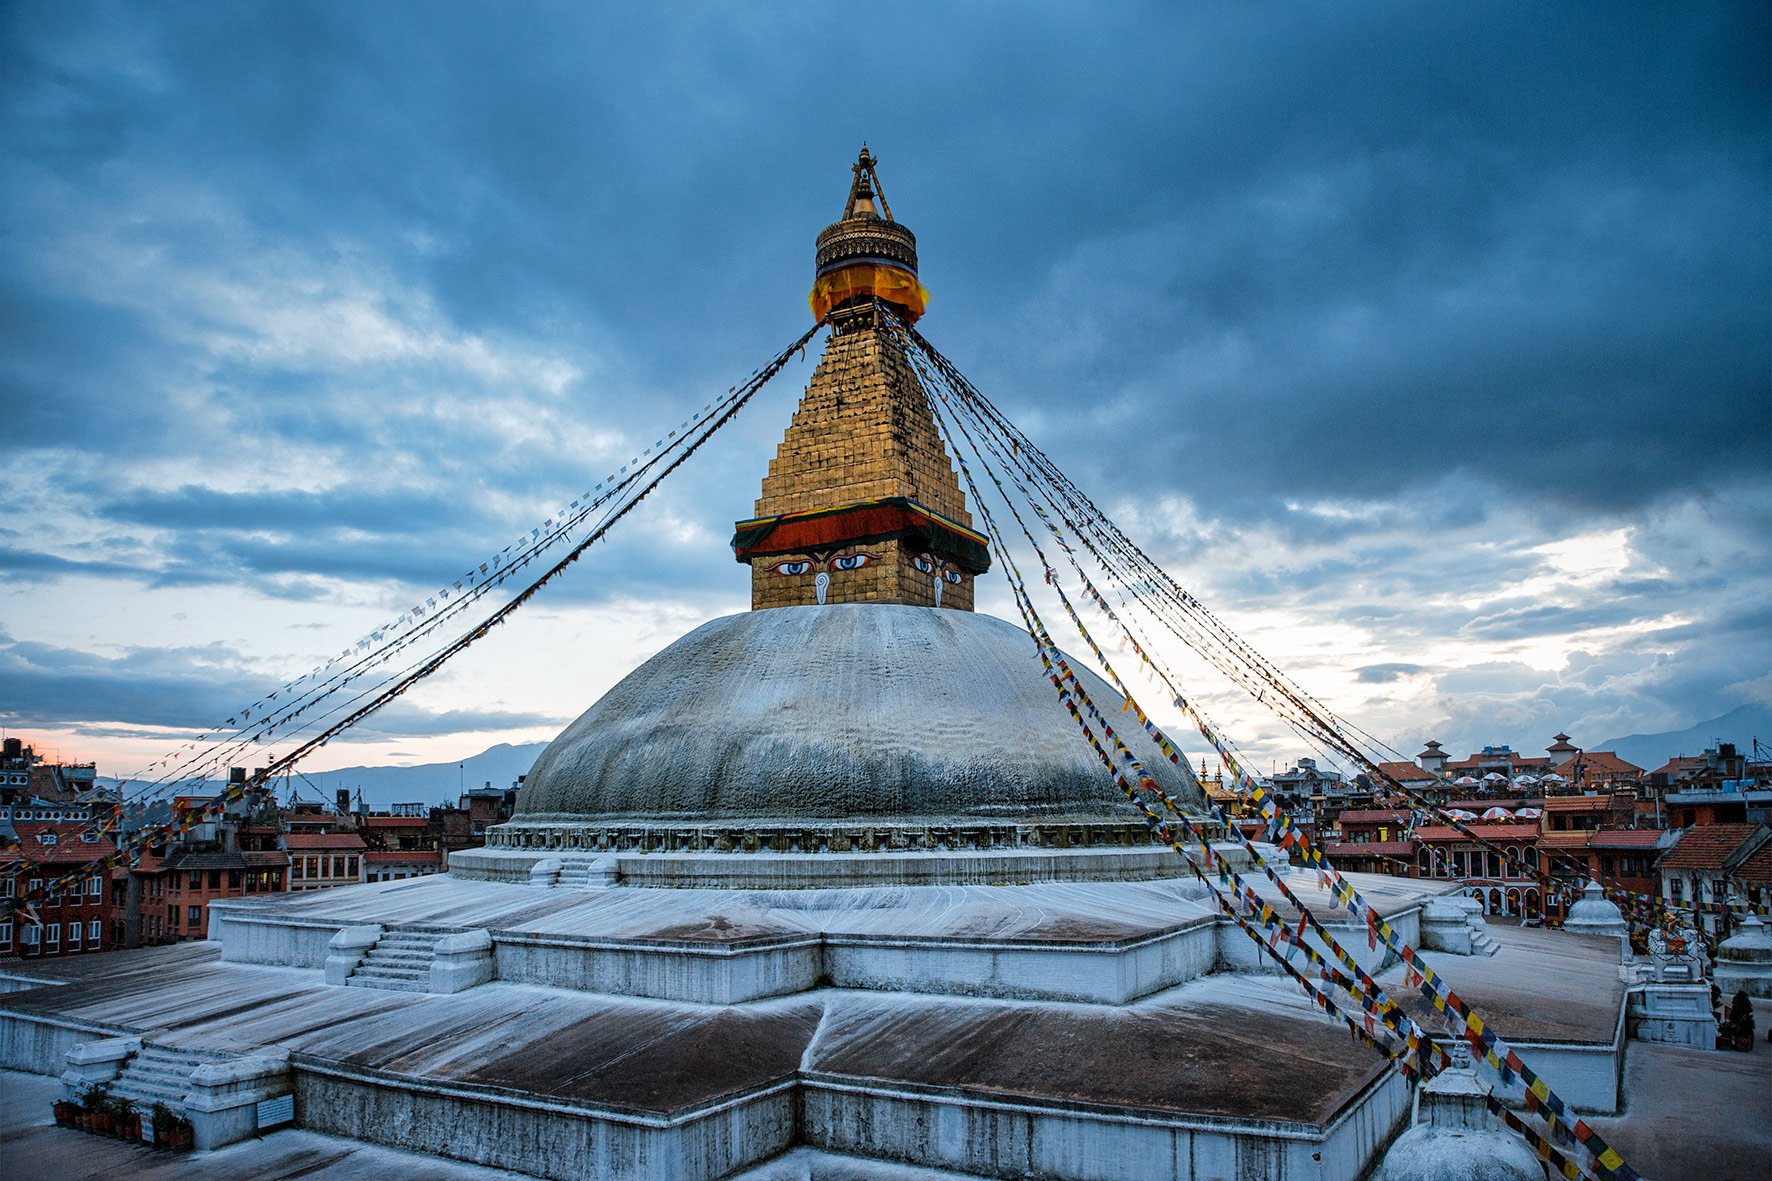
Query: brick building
[
  {"left": 0, "top": 821, "right": 117, "bottom": 959},
  {"left": 1413, "top": 821, "right": 1545, "bottom": 918},
  {"left": 1657, "top": 823, "right": 1771, "bottom": 935},
  {"left": 284, "top": 831, "right": 367, "bottom": 890}
]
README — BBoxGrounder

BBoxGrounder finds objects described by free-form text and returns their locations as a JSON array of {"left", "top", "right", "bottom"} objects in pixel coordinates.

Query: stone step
[
  {"left": 345, "top": 976, "right": 428, "bottom": 992},
  {"left": 119, "top": 1049, "right": 190, "bottom": 1078},
  {"left": 352, "top": 964, "right": 428, "bottom": 981},
  {"left": 136, "top": 1047, "right": 211, "bottom": 1065},
  {"left": 112, "top": 1077, "right": 188, "bottom": 1105},
  {"left": 363, "top": 948, "right": 433, "bottom": 965}
]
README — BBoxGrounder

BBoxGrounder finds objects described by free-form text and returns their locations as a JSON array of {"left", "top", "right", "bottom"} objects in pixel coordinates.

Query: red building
[
  {"left": 1413, "top": 822, "right": 1545, "bottom": 918},
  {"left": 284, "top": 831, "right": 367, "bottom": 890},
  {"left": 361, "top": 811, "right": 448, "bottom": 882},
  {"left": 0, "top": 821, "right": 117, "bottom": 960}
]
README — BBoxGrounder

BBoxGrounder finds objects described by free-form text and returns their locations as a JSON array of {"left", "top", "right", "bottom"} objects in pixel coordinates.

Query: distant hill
[
  {"left": 104, "top": 741, "right": 549, "bottom": 811},
  {"left": 1598, "top": 704, "right": 1772, "bottom": 772},
  {"left": 288, "top": 741, "right": 548, "bottom": 810}
]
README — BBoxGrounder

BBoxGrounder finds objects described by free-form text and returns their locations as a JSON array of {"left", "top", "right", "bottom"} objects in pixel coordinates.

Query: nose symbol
[{"left": 815, "top": 571, "right": 830, "bottom": 605}]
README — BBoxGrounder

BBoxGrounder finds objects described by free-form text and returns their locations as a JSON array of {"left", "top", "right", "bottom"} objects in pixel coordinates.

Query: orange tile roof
[
  {"left": 1564, "top": 751, "right": 1643, "bottom": 775},
  {"left": 364, "top": 850, "right": 442, "bottom": 864},
  {"left": 1373, "top": 761, "right": 1438, "bottom": 783},
  {"left": 1587, "top": 829, "right": 1669, "bottom": 850},
  {"left": 0, "top": 821, "right": 117, "bottom": 865},
  {"left": 1336, "top": 809, "right": 1413, "bottom": 825},
  {"left": 1542, "top": 795, "right": 1615, "bottom": 811},
  {"left": 1657, "top": 824, "right": 1764, "bottom": 872},
  {"left": 364, "top": 816, "right": 429, "bottom": 827},
  {"left": 283, "top": 832, "right": 367, "bottom": 851},
  {"left": 1737, "top": 842, "right": 1772, "bottom": 886},
  {"left": 1414, "top": 824, "right": 1540, "bottom": 842}
]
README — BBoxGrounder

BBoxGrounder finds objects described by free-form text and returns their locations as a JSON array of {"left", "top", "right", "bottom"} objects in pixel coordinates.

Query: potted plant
[
  {"left": 116, "top": 1097, "right": 138, "bottom": 1141},
  {"left": 150, "top": 1101, "right": 175, "bottom": 1149},
  {"left": 1729, "top": 988, "right": 1756, "bottom": 1051},
  {"left": 86, "top": 1086, "right": 114, "bottom": 1136},
  {"left": 52, "top": 1098, "right": 77, "bottom": 1126},
  {"left": 167, "top": 1113, "right": 194, "bottom": 1151}
]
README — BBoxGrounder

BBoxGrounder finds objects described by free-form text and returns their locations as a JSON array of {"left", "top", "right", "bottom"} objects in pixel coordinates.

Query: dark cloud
[
  {"left": 1, "top": 4, "right": 1768, "bottom": 759},
  {"left": 0, "top": 633, "right": 561, "bottom": 738}
]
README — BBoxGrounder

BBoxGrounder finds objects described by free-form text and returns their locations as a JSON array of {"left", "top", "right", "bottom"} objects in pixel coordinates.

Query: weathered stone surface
[{"left": 515, "top": 605, "right": 1204, "bottom": 827}]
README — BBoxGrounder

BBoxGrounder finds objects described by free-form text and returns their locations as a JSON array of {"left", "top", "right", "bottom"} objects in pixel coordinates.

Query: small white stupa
[
  {"left": 1370, "top": 1041, "right": 1546, "bottom": 1181},
  {"left": 1716, "top": 910, "right": 1772, "bottom": 999},
  {"left": 1563, "top": 878, "right": 1629, "bottom": 958}
]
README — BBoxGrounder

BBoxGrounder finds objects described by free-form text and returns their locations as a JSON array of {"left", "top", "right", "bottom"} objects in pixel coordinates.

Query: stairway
[
  {"left": 557, "top": 859, "right": 601, "bottom": 888},
  {"left": 108, "top": 1044, "right": 222, "bottom": 1112},
  {"left": 345, "top": 927, "right": 444, "bottom": 991},
  {"left": 1470, "top": 927, "right": 1502, "bottom": 957}
]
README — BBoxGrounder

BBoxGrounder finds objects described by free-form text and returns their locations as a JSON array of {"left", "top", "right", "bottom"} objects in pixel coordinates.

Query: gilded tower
[{"left": 733, "top": 147, "right": 991, "bottom": 610}]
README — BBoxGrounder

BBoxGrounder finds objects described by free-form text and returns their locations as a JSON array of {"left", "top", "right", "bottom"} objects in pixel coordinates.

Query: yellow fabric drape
[{"left": 809, "top": 264, "right": 929, "bottom": 323}]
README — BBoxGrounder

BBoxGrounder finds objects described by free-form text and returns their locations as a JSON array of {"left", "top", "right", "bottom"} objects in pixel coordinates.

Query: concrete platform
[
  {"left": 0, "top": 1066, "right": 537, "bottom": 1179},
  {"left": 0, "top": 863, "right": 1641, "bottom": 1180},
  {"left": 1583, "top": 998, "right": 1772, "bottom": 1181}
]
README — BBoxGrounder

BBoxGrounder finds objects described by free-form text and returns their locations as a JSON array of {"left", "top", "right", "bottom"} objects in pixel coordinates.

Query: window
[
  {"left": 67, "top": 923, "right": 80, "bottom": 948},
  {"left": 189, "top": 871, "right": 202, "bottom": 890},
  {"left": 23, "top": 925, "right": 39, "bottom": 947},
  {"left": 28, "top": 878, "right": 41, "bottom": 897},
  {"left": 187, "top": 906, "right": 201, "bottom": 927},
  {"left": 37, "top": 831, "right": 57, "bottom": 846},
  {"left": 227, "top": 869, "right": 241, "bottom": 889},
  {"left": 331, "top": 856, "right": 344, "bottom": 879},
  {"left": 88, "top": 920, "right": 101, "bottom": 943},
  {"left": 89, "top": 878, "right": 102, "bottom": 898},
  {"left": 46, "top": 923, "right": 60, "bottom": 950},
  {"left": 291, "top": 859, "right": 304, "bottom": 879},
  {"left": 0, "top": 920, "right": 11, "bottom": 945},
  {"left": 1, "top": 877, "right": 13, "bottom": 897}
]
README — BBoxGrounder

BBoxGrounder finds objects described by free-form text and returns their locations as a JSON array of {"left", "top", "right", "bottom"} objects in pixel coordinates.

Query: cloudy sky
[{"left": 3, "top": 3, "right": 1768, "bottom": 787}]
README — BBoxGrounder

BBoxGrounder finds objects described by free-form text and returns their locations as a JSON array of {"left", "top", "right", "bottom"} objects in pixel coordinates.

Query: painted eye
[
  {"left": 912, "top": 555, "right": 934, "bottom": 574},
  {"left": 771, "top": 560, "right": 812, "bottom": 576},
  {"left": 944, "top": 569, "right": 963, "bottom": 584},
  {"left": 832, "top": 553, "right": 876, "bottom": 571}
]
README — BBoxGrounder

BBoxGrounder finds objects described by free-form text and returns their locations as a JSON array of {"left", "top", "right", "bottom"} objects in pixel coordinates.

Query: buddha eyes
[
  {"left": 770, "top": 554, "right": 877, "bottom": 576},
  {"left": 912, "top": 554, "right": 964, "bottom": 583}
]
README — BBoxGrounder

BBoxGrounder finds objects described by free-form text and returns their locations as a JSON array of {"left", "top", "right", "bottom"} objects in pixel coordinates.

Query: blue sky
[{"left": 3, "top": 3, "right": 1768, "bottom": 780}]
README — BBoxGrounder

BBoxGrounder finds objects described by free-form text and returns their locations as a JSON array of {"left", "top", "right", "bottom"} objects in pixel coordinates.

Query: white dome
[{"left": 514, "top": 604, "right": 1204, "bottom": 832}]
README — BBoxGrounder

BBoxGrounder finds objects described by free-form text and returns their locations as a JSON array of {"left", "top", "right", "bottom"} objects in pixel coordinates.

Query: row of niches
[{"left": 485, "top": 818, "right": 1167, "bottom": 854}]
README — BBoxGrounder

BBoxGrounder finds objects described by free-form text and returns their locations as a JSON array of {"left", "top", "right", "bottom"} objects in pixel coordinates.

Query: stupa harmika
[{"left": 0, "top": 150, "right": 1636, "bottom": 1181}]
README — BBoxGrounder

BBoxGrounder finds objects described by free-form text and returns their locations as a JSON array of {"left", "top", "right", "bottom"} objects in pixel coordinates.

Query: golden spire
[{"left": 811, "top": 145, "right": 927, "bottom": 325}]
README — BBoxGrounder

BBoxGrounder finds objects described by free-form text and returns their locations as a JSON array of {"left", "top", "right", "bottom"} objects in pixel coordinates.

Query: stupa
[
  {"left": 0, "top": 150, "right": 1639, "bottom": 1181},
  {"left": 492, "top": 144, "right": 1199, "bottom": 875}
]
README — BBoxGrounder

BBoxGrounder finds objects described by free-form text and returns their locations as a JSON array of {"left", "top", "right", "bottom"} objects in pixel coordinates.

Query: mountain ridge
[{"left": 1597, "top": 704, "right": 1772, "bottom": 772}]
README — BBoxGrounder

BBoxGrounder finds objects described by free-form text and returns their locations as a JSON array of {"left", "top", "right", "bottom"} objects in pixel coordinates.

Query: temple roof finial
[
  {"left": 844, "top": 143, "right": 893, "bottom": 221},
  {"left": 813, "top": 146, "right": 924, "bottom": 324}
]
